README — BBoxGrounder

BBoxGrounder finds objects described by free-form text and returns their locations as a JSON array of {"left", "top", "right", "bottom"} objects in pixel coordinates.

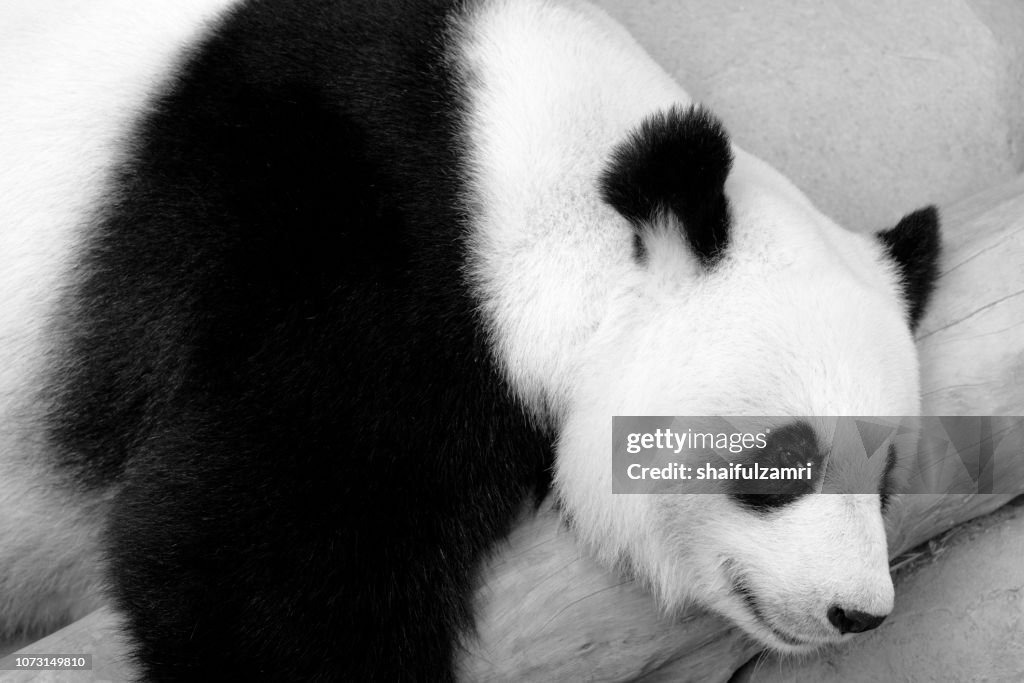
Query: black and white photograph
[{"left": 0, "top": 0, "right": 1022, "bottom": 680}]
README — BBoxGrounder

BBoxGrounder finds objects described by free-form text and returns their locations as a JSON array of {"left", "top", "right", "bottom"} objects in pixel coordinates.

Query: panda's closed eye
[
  {"left": 728, "top": 422, "right": 821, "bottom": 514},
  {"left": 731, "top": 492, "right": 803, "bottom": 512},
  {"left": 732, "top": 448, "right": 807, "bottom": 511}
]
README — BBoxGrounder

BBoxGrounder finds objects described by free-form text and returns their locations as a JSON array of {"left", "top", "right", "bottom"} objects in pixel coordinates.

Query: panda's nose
[{"left": 827, "top": 605, "right": 887, "bottom": 634}]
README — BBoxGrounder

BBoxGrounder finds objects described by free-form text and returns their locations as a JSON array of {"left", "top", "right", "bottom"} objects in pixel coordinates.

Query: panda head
[{"left": 554, "top": 105, "right": 940, "bottom": 652}]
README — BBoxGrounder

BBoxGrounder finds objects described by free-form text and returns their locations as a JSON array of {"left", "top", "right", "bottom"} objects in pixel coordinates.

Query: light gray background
[{"left": 593, "top": 0, "right": 1024, "bottom": 231}]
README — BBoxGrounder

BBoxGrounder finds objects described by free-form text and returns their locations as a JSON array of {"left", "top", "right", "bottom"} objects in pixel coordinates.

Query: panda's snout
[{"left": 827, "top": 605, "right": 888, "bottom": 634}]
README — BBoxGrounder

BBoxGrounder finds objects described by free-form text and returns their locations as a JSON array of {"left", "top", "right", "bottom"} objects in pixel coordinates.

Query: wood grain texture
[{"left": 0, "top": 610, "right": 130, "bottom": 683}]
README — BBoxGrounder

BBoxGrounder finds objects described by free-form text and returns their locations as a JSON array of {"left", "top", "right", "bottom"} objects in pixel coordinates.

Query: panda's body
[{"left": 0, "top": 0, "right": 940, "bottom": 680}]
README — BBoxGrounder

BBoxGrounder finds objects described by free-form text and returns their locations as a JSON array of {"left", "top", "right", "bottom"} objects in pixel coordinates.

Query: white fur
[
  {"left": 455, "top": 0, "right": 687, "bottom": 422},
  {"left": 0, "top": 0, "right": 240, "bottom": 637},
  {"left": 458, "top": 0, "right": 919, "bottom": 650}
]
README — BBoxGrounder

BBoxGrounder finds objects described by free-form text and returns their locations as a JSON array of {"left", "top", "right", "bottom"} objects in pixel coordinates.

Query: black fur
[
  {"left": 879, "top": 444, "right": 899, "bottom": 512},
  {"left": 600, "top": 105, "right": 733, "bottom": 265},
  {"left": 47, "top": 0, "right": 553, "bottom": 680},
  {"left": 729, "top": 421, "right": 821, "bottom": 513},
  {"left": 876, "top": 206, "right": 942, "bottom": 330}
]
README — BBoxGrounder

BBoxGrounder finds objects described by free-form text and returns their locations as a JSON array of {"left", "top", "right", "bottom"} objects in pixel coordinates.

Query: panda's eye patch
[
  {"left": 727, "top": 421, "right": 823, "bottom": 513},
  {"left": 731, "top": 492, "right": 801, "bottom": 512}
]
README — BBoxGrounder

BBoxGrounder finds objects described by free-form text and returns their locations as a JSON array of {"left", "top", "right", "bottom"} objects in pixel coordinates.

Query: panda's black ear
[
  {"left": 600, "top": 104, "right": 732, "bottom": 266},
  {"left": 876, "top": 206, "right": 941, "bottom": 331}
]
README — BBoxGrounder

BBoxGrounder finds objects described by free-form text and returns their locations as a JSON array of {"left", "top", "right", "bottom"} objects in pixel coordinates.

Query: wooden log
[
  {"left": 0, "top": 609, "right": 130, "bottom": 683},
  {"left": 3, "top": 179, "right": 1022, "bottom": 682}
]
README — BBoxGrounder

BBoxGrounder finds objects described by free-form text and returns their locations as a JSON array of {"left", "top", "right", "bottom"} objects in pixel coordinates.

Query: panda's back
[{"left": 1, "top": 0, "right": 560, "bottom": 679}]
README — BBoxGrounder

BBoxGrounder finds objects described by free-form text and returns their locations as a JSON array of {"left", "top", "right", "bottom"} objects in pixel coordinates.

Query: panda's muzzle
[
  {"left": 728, "top": 568, "right": 818, "bottom": 648},
  {"left": 727, "top": 561, "right": 888, "bottom": 648}
]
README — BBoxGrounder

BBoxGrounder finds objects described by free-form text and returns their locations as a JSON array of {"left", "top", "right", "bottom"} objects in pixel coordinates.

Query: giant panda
[{"left": 0, "top": 0, "right": 941, "bottom": 680}]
